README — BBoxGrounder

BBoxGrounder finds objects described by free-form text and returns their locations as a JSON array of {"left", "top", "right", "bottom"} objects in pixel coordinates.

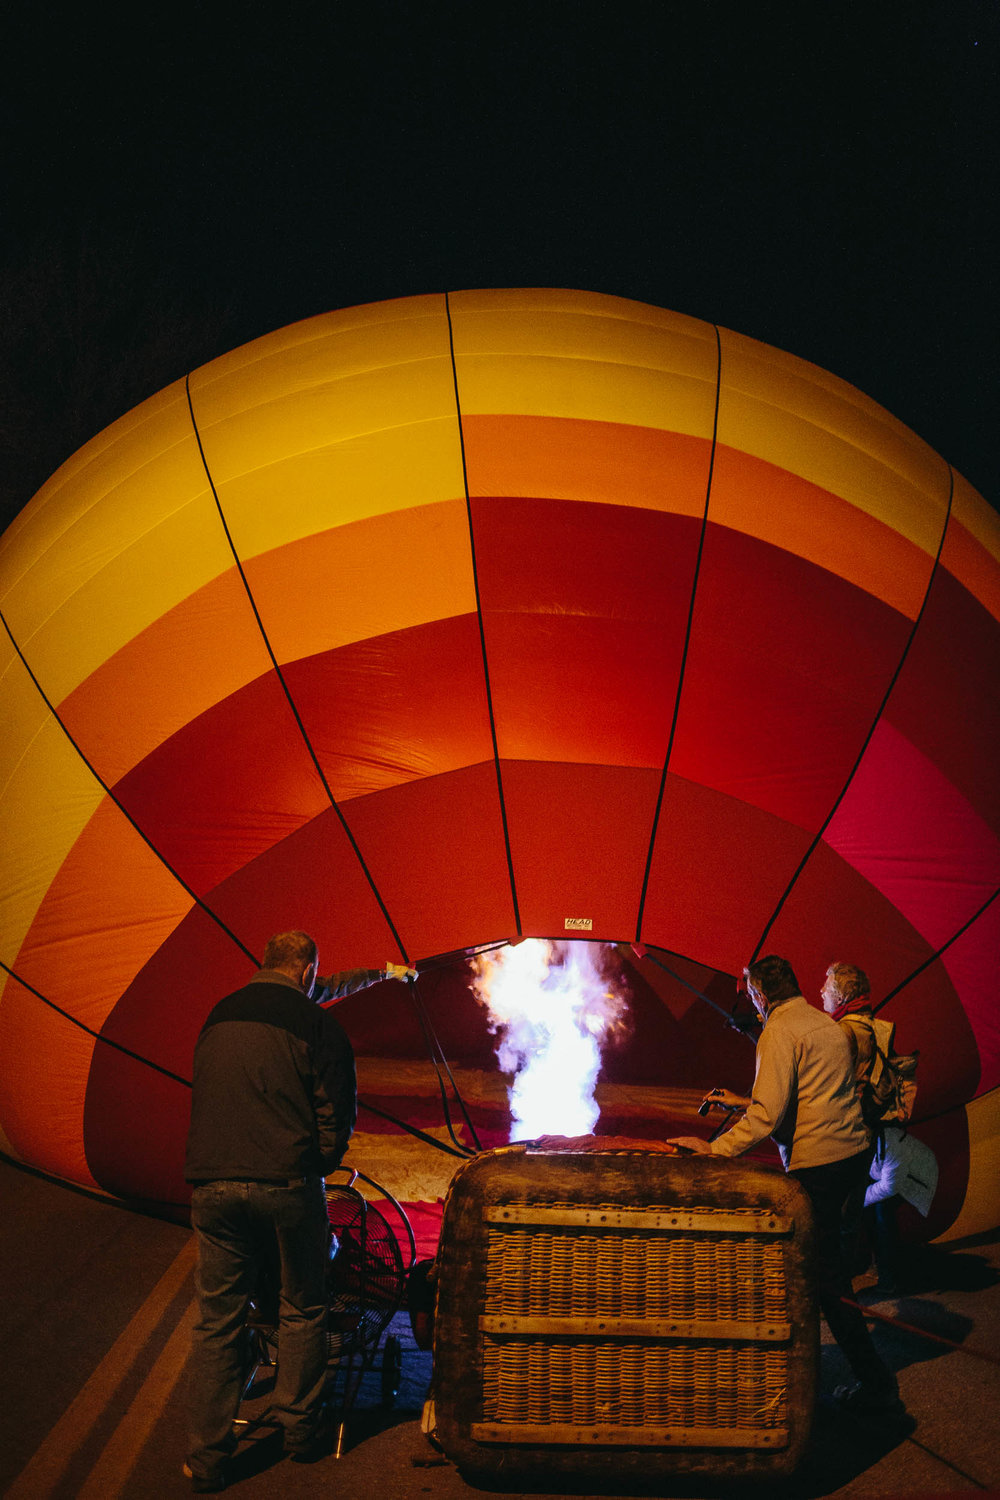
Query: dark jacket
[{"left": 185, "top": 968, "right": 375, "bottom": 1183}]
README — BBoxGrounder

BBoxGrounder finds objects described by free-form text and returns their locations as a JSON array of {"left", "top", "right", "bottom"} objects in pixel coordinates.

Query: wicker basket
[{"left": 432, "top": 1142, "right": 817, "bottom": 1483}]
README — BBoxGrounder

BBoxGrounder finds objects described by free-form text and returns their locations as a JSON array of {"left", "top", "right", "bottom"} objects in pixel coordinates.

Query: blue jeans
[{"left": 186, "top": 1178, "right": 330, "bottom": 1480}]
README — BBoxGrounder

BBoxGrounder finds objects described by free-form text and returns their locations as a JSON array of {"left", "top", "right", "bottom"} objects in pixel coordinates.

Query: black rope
[
  {"left": 0, "top": 1149, "right": 193, "bottom": 1216},
  {"left": 403, "top": 979, "right": 478, "bottom": 1154},
  {"left": 409, "top": 975, "right": 483, "bottom": 1152},
  {"left": 638, "top": 946, "right": 757, "bottom": 1042},
  {"left": 750, "top": 462, "right": 956, "bottom": 963},
  {"left": 0, "top": 953, "right": 477, "bottom": 1164},
  {"left": 356, "top": 1098, "right": 471, "bottom": 1160},
  {"left": 183, "top": 376, "right": 410, "bottom": 964},
  {"left": 635, "top": 323, "right": 722, "bottom": 941},
  {"left": 443, "top": 291, "right": 522, "bottom": 936},
  {"left": 0, "top": 609, "right": 260, "bottom": 969}
]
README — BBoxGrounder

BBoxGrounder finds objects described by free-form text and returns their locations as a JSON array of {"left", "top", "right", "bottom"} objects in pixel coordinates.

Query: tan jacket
[{"left": 709, "top": 994, "right": 870, "bottom": 1171}]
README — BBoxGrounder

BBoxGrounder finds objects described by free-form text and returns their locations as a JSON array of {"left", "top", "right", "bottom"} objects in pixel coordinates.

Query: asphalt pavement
[{"left": 2, "top": 1155, "right": 1000, "bottom": 1500}]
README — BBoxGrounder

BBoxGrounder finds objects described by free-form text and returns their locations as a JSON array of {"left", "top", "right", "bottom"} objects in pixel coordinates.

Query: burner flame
[{"left": 470, "top": 939, "right": 629, "bottom": 1141}]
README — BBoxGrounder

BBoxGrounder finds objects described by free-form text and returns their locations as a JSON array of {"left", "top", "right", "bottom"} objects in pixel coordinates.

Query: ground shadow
[
  {"left": 857, "top": 1293, "right": 976, "bottom": 1375},
  {"left": 897, "top": 1241, "right": 1000, "bottom": 1296},
  {"left": 786, "top": 1400, "right": 917, "bottom": 1499}
]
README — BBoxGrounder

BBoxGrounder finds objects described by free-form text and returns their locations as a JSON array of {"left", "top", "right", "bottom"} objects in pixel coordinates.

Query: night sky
[{"left": 1, "top": 3, "right": 996, "bottom": 530}]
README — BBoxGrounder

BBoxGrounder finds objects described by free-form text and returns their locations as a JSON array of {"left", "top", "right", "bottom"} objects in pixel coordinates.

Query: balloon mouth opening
[{"left": 468, "top": 938, "right": 631, "bottom": 1143}]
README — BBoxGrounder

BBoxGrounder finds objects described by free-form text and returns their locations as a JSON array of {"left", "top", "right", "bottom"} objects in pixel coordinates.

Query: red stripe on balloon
[
  {"left": 885, "top": 565, "right": 1000, "bottom": 835},
  {"left": 112, "top": 670, "right": 330, "bottom": 897},
  {"left": 341, "top": 763, "right": 519, "bottom": 961}
]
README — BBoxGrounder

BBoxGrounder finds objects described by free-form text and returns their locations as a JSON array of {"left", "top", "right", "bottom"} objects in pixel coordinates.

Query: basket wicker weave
[{"left": 433, "top": 1142, "right": 817, "bottom": 1483}]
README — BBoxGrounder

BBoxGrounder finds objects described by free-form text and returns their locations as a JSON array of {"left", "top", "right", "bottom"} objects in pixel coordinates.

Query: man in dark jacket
[{"left": 183, "top": 930, "right": 415, "bottom": 1493}]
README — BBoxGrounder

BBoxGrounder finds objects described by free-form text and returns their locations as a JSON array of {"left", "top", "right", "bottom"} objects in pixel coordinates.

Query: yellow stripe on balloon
[
  {"left": 0, "top": 378, "right": 197, "bottom": 595},
  {"left": 204, "top": 417, "right": 467, "bottom": 558},
  {"left": 0, "top": 651, "right": 106, "bottom": 970},
  {"left": 450, "top": 290, "right": 719, "bottom": 437},
  {"left": 0, "top": 382, "right": 228, "bottom": 708},
  {"left": 189, "top": 301, "right": 464, "bottom": 559},
  {"left": 715, "top": 326, "right": 951, "bottom": 559}
]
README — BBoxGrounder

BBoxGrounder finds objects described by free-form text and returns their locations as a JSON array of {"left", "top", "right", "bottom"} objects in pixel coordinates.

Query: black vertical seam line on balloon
[
  {"left": 0, "top": 605, "right": 260, "bottom": 971},
  {"left": 444, "top": 292, "right": 522, "bottom": 935},
  {"left": 875, "top": 883, "right": 1000, "bottom": 1014},
  {"left": 0, "top": 956, "right": 194, "bottom": 1087},
  {"left": 183, "top": 375, "right": 410, "bottom": 964},
  {"left": 635, "top": 323, "right": 723, "bottom": 944},
  {"left": 749, "top": 462, "right": 956, "bottom": 965}
]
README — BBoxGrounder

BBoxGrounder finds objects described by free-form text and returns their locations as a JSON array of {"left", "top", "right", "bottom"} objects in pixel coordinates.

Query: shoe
[
  {"left": 182, "top": 1461, "right": 227, "bottom": 1493},
  {"left": 287, "top": 1431, "right": 335, "bottom": 1463},
  {"left": 832, "top": 1381, "right": 906, "bottom": 1418},
  {"left": 285, "top": 1407, "right": 337, "bottom": 1463}
]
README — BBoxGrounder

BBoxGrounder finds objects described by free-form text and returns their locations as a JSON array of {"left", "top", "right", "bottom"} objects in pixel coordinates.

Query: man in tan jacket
[{"left": 672, "top": 954, "right": 902, "bottom": 1417}]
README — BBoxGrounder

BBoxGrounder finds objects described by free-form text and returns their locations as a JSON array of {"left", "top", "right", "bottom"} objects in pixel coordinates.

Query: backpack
[{"left": 858, "top": 1015, "right": 919, "bottom": 1128}]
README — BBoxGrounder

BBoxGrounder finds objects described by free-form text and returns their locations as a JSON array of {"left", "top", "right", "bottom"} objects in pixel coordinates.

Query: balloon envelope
[{"left": 1, "top": 290, "right": 997, "bottom": 1236}]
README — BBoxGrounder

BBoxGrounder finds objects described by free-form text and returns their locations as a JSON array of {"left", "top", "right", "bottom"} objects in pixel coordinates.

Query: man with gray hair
[{"left": 183, "top": 932, "right": 416, "bottom": 1492}]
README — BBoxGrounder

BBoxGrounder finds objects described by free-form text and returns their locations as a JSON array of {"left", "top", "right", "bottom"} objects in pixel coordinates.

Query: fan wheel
[{"left": 325, "top": 1185, "right": 406, "bottom": 1361}]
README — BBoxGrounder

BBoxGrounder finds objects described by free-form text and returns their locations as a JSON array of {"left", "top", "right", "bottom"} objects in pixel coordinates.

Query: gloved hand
[{"left": 384, "top": 961, "right": 418, "bottom": 983}]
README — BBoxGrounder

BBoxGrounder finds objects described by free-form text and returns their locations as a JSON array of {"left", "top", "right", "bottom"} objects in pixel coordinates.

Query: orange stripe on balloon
[
  {"left": 58, "top": 567, "right": 274, "bottom": 787},
  {"left": 242, "top": 498, "right": 476, "bottom": 666},
  {"left": 462, "top": 414, "right": 929, "bottom": 619},
  {"left": 941, "top": 513, "right": 1000, "bottom": 625},
  {"left": 13, "top": 796, "right": 194, "bottom": 1032},
  {"left": 462, "top": 415, "right": 713, "bottom": 515},
  {"left": 0, "top": 970, "right": 100, "bottom": 1188},
  {"left": 57, "top": 501, "right": 477, "bottom": 787},
  {"left": 709, "top": 444, "right": 929, "bottom": 619}
]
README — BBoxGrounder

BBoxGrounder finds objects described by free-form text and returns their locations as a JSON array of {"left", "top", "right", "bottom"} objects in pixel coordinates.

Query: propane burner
[{"left": 470, "top": 939, "right": 629, "bottom": 1140}]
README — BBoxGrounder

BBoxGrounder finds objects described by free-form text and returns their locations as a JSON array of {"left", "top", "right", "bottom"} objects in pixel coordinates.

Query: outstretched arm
[{"left": 316, "top": 962, "right": 418, "bottom": 1002}]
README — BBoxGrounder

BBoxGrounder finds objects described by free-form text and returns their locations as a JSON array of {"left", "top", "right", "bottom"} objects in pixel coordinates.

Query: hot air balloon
[{"left": 1, "top": 289, "right": 997, "bottom": 1245}]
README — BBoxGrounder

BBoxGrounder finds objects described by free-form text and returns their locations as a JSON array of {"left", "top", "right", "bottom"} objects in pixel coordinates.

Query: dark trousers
[
  {"left": 186, "top": 1178, "right": 330, "bottom": 1481},
  {"left": 869, "top": 1196, "right": 903, "bottom": 1286},
  {"left": 840, "top": 1143, "right": 876, "bottom": 1274},
  {"left": 791, "top": 1150, "right": 895, "bottom": 1393}
]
